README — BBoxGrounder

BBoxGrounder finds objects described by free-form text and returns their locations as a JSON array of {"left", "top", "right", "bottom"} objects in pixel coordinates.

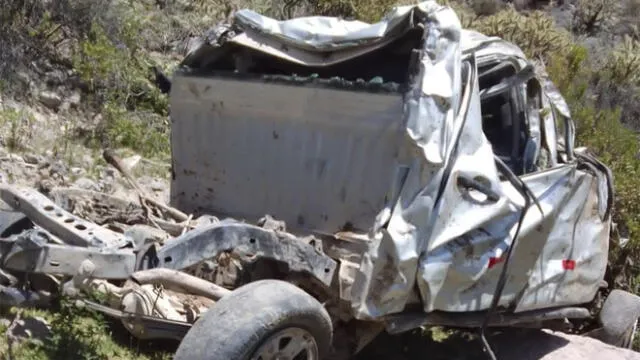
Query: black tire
[
  {"left": 597, "top": 289, "right": 640, "bottom": 348},
  {"left": 0, "top": 209, "right": 33, "bottom": 237},
  {"left": 174, "top": 279, "right": 333, "bottom": 360}
]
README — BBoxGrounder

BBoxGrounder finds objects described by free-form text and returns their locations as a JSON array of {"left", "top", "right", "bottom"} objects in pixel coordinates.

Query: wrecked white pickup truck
[{"left": 0, "top": 1, "right": 637, "bottom": 359}]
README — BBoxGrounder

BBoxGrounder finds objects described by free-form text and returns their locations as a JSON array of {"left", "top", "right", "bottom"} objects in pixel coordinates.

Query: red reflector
[
  {"left": 488, "top": 256, "right": 504, "bottom": 268},
  {"left": 562, "top": 260, "right": 576, "bottom": 270}
]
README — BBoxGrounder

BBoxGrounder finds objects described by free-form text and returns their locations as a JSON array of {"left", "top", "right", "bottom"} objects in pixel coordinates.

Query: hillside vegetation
[{"left": 2, "top": 0, "right": 640, "bottom": 358}]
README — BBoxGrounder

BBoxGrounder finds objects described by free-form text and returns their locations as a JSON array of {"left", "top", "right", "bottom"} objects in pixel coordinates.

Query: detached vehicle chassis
[{"left": 1, "top": 2, "right": 638, "bottom": 359}]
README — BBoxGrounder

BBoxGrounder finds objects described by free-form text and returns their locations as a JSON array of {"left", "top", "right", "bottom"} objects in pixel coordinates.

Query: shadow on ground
[{"left": 355, "top": 328, "right": 571, "bottom": 360}]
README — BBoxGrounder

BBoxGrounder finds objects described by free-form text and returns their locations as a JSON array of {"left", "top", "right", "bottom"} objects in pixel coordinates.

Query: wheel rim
[{"left": 250, "top": 327, "right": 319, "bottom": 360}]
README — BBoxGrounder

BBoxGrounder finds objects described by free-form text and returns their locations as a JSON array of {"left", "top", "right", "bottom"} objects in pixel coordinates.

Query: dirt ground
[{"left": 355, "top": 328, "right": 640, "bottom": 360}]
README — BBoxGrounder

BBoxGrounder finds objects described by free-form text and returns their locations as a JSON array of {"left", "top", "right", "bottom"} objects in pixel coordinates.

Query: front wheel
[{"left": 174, "top": 279, "right": 333, "bottom": 360}]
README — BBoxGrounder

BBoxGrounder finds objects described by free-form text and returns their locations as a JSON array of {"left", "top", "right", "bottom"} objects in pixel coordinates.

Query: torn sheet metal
[
  {"left": 0, "top": 185, "right": 126, "bottom": 248},
  {"left": 2, "top": 229, "right": 136, "bottom": 279},
  {"left": 172, "top": 1, "right": 612, "bottom": 320}
]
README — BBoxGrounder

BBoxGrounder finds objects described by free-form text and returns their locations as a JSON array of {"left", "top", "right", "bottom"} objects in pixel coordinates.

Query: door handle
[{"left": 456, "top": 175, "right": 500, "bottom": 203}]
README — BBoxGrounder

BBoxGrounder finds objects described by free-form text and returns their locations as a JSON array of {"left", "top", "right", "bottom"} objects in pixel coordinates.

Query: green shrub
[
  {"left": 472, "top": 6, "right": 574, "bottom": 62},
  {"left": 0, "top": 107, "right": 35, "bottom": 151},
  {"left": 601, "top": 35, "right": 640, "bottom": 88},
  {"left": 572, "top": 0, "right": 614, "bottom": 35}
]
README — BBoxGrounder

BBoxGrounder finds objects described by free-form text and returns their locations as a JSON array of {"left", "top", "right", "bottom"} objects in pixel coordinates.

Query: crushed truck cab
[{"left": 170, "top": 1, "right": 613, "bottom": 320}]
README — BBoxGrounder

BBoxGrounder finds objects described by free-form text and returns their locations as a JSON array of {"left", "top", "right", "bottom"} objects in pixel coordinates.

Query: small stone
[
  {"left": 39, "top": 91, "right": 63, "bottom": 110},
  {"left": 74, "top": 177, "right": 98, "bottom": 190},
  {"left": 49, "top": 161, "right": 67, "bottom": 176},
  {"left": 38, "top": 179, "right": 55, "bottom": 193},
  {"left": 80, "top": 154, "right": 94, "bottom": 168},
  {"left": 70, "top": 167, "right": 85, "bottom": 176},
  {"left": 8, "top": 316, "right": 51, "bottom": 341},
  {"left": 67, "top": 92, "right": 81, "bottom": 108},
  {"left": 122, "top": 154, "right": 141, "bottom": 171},
  {"left": 23, "top": 153, "right": 39, "bottom": 165},
  {"left": 149, "top": 179, "right": 166, "bottom": 191},
  {"left": 45, "top": 70, "right": 65, "bottom": 85},
  {"left": 8, "top": 153, "right": 24, "bottom": 162},
  {"left": 16, "top": 71, "right": 31, "bottom": 85}
]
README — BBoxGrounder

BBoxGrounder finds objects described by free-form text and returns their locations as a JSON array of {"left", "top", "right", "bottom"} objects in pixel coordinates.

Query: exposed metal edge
[
  {"left": 384, "top": 306, "right": 592, "bottom": 335},
  {"left": 156, "top": 222, "right": 338, "bottom": 287},
  {"left": 82, "top": 300, "right": 192, "bottom": 341},
  {"left": 172, "top": 69, "right": 407, "bottom": 95}
]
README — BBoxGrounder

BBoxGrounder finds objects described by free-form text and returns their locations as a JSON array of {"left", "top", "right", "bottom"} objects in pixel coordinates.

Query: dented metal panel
[{"left": 170, "top": 76, "right": 405, "bottom": 232}]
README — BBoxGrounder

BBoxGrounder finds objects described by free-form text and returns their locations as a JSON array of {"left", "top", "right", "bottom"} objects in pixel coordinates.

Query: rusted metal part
[
  {"left": 2, "top": 229, "right": 136, "bottom": 279},
  {"left": 384, "top": 307, "right": 592, "bottom": 335},
  {"left": 130, "top": 268, "right": 231, "bottom": 300},
  {"left": 155, "top": 221, "right": 337, "bottom": 287},
  {"left": 0, "top": 185, "right": 125, "bottom": 248},
  {"left": 82, "top": 299, "right": 192, "bottom": 341}
]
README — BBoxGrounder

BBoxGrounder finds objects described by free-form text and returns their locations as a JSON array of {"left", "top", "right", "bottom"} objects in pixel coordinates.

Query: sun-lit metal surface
[
  {"left": 250, "top": 327, "right": 319, "bottom": 360},
  {"left": 170, "top": 76, "right": 404, "bottom": 232},
  {"left": 171, "top": 1, "right": 613, "bottom": 321}
]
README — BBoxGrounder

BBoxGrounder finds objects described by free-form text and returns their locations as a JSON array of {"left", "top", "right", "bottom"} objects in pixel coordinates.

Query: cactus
[
  {"left": 602, "top": 35, "right": 640, "bottom": 87},
  {"left": 473, "top": 7, "right": 573, "bottom": 62}
]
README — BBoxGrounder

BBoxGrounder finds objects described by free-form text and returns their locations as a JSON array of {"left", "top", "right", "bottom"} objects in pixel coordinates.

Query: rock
[
  {"left": 5, "top": 315, "right": 51, "bottom": 341},
  {"left": 70, "top": 167, "right": 86, "bottom": 176},
  {"left": 80, "top": 154, "right": 94, "bottom": 168},
  {"left": 73, "top": 177, "right": 99, "bottom": 191},
  {"left": 15, "top": 71, "right": 31, "bottom": 86},
  {"left": 67, "top": 92, "right": 82, "bottom": 108},
  {"left": 489, "top": 329, "right": 640, "bottom": 360},
  {"left": 49, "top": 161, "right": 67, "bottom": 176},
  {"left": 45, "top": 69, "right": 66, "bottom": 86},
  {"left": 122, "top": 154, "right": 142, "bottom": 171},
  {"left": 39, "top": 91, "right": 62, "bottom": 110},
  {"left": 37, "top": 179, "right": 56, "bottom": 194},
  {"left": 360, "top": 328, "right": 640, "bottom": 360},
  {"left": 6, "top": 153, "right": 24, "bottom": 163},
  {"left": 149, "top": 178, "right": 167, "bottom": 192},
  {"left": 22, "top": 153, "right": 39, "bottom": 165}
]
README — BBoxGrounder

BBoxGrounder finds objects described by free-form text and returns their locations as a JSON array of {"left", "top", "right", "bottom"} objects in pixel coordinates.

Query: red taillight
[
  {"left": 488, "top": 256, "right": 504, "bottom": 268},
  {"left": 562, "top": 259, "right": 576, "bottom": 270}
]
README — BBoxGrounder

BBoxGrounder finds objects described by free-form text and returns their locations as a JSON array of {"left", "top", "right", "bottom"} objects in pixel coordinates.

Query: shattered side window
[
  {"left": 554, "top": 107, "right": 569, "bottom": 162},
  {"left": 478, "top": 60, "right": 534, "bottom": 176}
]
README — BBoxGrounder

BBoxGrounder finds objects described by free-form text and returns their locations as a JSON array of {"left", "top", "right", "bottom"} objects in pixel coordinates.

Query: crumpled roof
[
  {"left": 232, "top": 6, "right": 519, "bottom": 55},
  {"left": 181, "top": 3, "right": 570, "bottom": 118}
]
